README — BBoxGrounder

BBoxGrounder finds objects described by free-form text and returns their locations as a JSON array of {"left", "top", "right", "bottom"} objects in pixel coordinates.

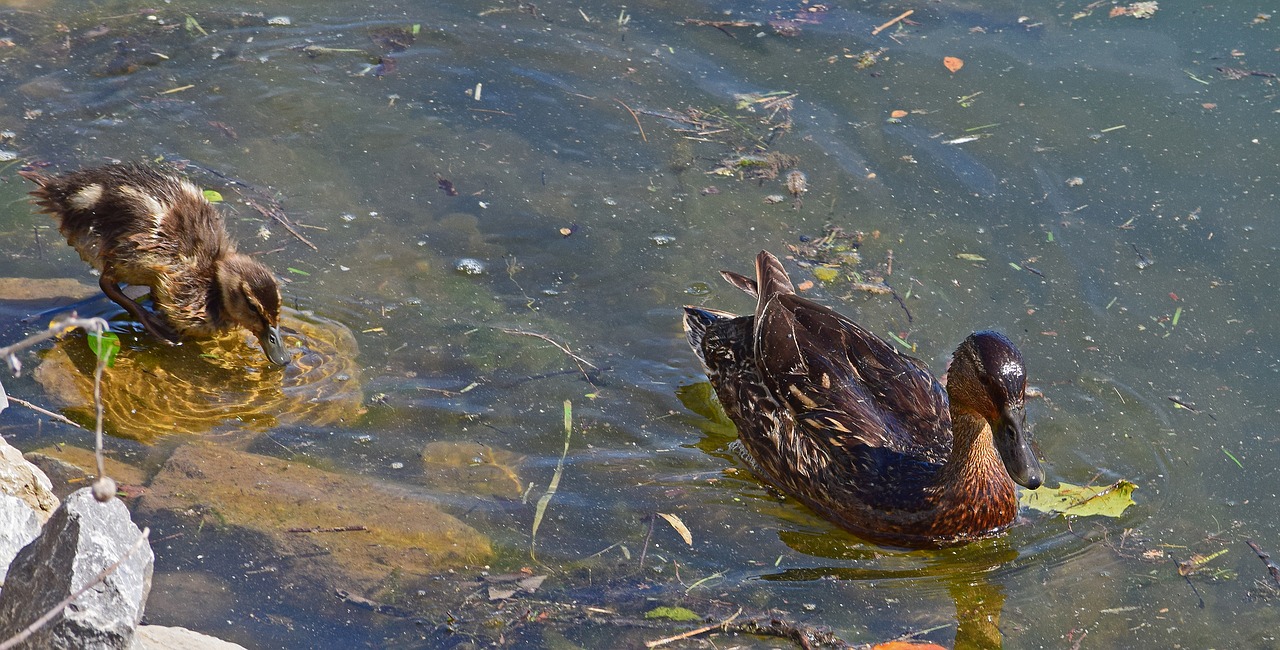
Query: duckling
[
  {"left": 21, "top": 163, "right": 289, "bottom": 366},
  {"left": 684, "top": 251, "right": 1042, "bottom": 547}
]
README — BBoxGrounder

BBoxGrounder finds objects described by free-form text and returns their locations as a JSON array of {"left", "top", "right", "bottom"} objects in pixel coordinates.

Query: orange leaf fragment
[
  {"left": 871, "top": 643, "right": 948, "bottom": 650},
  {"left": 943, "top": 56, "right": 964, "bottom": 73},
  {"left": 890, "top": 109, "right": 909, "bottom": 118},
  {"left": 796, "top": 280, "right": 815, "bottom": 292}
]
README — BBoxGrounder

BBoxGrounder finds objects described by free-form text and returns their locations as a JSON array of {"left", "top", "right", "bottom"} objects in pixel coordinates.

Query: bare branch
[
  {"left": 5, "top": 396, "right": 88, "bottom": 431},
  {"left": 0, "top": 315, "right": 109, "bottom": 376},
  {"left": 496, "top": 328, "right": 598, "bottom": 385}
]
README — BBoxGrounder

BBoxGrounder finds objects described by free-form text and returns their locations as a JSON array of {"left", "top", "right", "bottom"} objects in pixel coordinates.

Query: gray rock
[
  {"left": 0, "top": 488, "right": 154, "bottom": 649},
  {"left": 0, "top": 492, "right": 42, "bottom": 584},
  {"left": 130, "top": 625, "right": 247, "bottom": 650},
  {"left": 0, "top": 436, "right": 59, "bottom": 522}
]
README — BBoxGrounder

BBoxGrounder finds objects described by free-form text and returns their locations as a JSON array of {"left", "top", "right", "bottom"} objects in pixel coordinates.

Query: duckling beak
[
  {"left": 997, "top": 404, "right": 1043, "bottom": 489},
  {"left": 258, "top": 325, "right": 289, "bottom": 366}
]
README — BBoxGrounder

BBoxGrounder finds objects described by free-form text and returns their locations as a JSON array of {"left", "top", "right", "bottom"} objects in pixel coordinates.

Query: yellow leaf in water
[
  {"left": 1019, "top": 480, "right": 1137, "bottom": 518},
  {"left": 812, "top": 266, "right": 840, "bottom": 283},
  {"left": 657, "top": 512, "right": 693, "bottom": 546},
  {"left": 645, "top": 606, "right": 701, "bottom": 621},
  {"left": 956, "top": 253, "right": 987, "bottom": 262}
]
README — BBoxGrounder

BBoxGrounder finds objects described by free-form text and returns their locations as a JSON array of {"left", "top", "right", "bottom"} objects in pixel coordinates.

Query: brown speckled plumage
[
  {"left": 21, "top": 163, "right": 289, "bottom": 366},
  {"left": 684, "top": 251, "right": 1042, "bottom": 547}
]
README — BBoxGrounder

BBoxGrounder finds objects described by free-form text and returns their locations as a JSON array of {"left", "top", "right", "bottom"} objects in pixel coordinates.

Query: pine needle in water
[{"left": 531, "top": 400, "right": 574, "bottom": 561}]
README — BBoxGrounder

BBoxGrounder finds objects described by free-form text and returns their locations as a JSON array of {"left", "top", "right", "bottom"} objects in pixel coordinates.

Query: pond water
[{"left": 1, "top": 0, "right": 1278, "bottom": 647}]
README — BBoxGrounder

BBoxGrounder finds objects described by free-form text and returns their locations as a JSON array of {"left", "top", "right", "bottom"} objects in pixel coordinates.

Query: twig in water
[
  {"left": 0, "top": 528, "right": 150, "bottom": 650},
  {"left": 638, "top": 513, "right": 656, "bottom": 571},
  {"left": 242, "top": 196, "right": 318, "bottom": 251},
  {"left": 497, "top": 328, "right": 598, "bottom": 385},
  {"left": 645, "top": 610, "right": 854, "bottom": 650},
  {"left": 886, "top": 283, "right": 913, "bottom": 323},
  {"left": 1246, "top": 539, "right": 1280, "bottom": 589},
  {"left": 287, "top": 525, "right": 370, "bottom": 534},
  {"left": 614, "top": 98, "right": 648, "bottom": 143},
  {"left": 6, "top": 396, "right": 87, "bottom": 431},
  {"left": 645, "top": 608, "right": 742, "bottom": 648},
  {"left": 683, "top": 18, "right": 763, "bottom": 38},
  {"left": 872, "top": 9, "right": 913, "bottom": 35}
]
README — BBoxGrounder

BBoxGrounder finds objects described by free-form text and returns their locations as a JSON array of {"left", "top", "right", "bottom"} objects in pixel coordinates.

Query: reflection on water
[
  {"left": 1, "top": 0, "right": 1278, "bottom": 646},
  {"left": 32, "top": 307, "right": 363, "bottom": 441}
]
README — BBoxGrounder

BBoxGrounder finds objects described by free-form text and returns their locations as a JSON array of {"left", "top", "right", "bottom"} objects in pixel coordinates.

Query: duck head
[
  {"left": 216, "top": 254, "right": 289, "bottom": 366},
  {"left": 950, "top": 331, "right": 1043, "bottom": 489}
]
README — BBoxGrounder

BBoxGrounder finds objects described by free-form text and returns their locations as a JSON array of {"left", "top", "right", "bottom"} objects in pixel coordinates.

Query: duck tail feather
[
  {"left": 754, "top": 250, "right": 795, "bottom": 301},
  {"left": 720, "top": 270, "right": 758, "bottom": 298}
]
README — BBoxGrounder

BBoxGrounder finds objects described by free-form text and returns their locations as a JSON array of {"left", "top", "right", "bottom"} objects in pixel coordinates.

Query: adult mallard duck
[
  {"left": 684, "top": 251, "right": 1042, "bottom": 547},
  {"left": 21, "top": 163, "right": 289, "bottom": 366}
]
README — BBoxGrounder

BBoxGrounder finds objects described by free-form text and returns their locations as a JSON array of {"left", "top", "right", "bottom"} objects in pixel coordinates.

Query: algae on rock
[{"left": 136, "top": 443, "right": 492, "bottom": 595}]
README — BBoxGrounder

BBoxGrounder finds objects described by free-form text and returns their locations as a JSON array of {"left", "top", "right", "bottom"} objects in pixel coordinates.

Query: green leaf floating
[
  {"left": 644, "top": 606, "right": 702, "bottom": 622},
  {"left": 202, "top": 189, "right": 224, "bottom": 203},
  {"left": 86, "top": 331, "right": 120, "bottom": 368},
  {"left": 1020, "top": 480, "right": 1137, "bottom": 518}
]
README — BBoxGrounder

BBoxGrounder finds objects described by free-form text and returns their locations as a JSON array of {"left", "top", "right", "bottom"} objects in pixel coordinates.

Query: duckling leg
[{"left": 98, "top": 273, "right": 180, "bottom": 344}]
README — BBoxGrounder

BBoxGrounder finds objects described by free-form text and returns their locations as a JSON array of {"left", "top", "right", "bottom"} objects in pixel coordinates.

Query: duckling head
[
  {"left": 216, "top": 253, "right": 289, "bottom": 366},
  {"left": 949, "top": 331, "right": 1042, "bottom": 489}
]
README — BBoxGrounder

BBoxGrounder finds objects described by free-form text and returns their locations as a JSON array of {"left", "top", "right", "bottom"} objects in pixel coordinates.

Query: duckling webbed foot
[{"left": 98, "top": 274, "right": 180, "bottom": 344}]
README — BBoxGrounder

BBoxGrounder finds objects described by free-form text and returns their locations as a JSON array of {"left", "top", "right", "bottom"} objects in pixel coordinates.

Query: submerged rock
[
  {"left": 141, "top": 571, "right": 235, "bottom": 635},
  {"left": 0, "top": 277, "right": 97, "bottom": 301},
  {"left": 421, "top": 441, "right": 524, "bottom": 499},
  {"left": 25, "top": 445, "right": 151, "bottom": 501},
  {"left": 0, "top": 488, "right": 154, "bottom": 649},
  {"left": 136, "top": 443, "right": 491, "bottom": 594}
]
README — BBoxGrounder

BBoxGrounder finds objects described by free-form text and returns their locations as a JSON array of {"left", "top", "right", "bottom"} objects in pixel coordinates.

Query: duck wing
[{"left": 752, "top": 257, "right": 950, "bottom": 459}]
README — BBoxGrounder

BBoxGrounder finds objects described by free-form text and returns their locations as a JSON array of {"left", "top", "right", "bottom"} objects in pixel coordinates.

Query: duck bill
[
  {"left": 996, "top": 405, "right": 1043, "bottom": 489},
  {"left": 258, "top": 325, "right": 289, "bottom": 366}
]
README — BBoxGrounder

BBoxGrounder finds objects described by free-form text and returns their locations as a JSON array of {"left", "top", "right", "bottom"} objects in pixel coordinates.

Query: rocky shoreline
[{"left": 0, "top": 435, "right": 244, "bottom": 650}]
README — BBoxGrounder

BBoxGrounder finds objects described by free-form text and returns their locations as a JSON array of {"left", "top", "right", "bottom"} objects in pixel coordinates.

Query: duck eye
[{"left": 977, "top": 370, "right": 1009, "bottom": 403}]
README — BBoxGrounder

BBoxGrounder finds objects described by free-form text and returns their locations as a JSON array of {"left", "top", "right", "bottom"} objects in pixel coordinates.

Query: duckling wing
[{"left": 755, "top": 292, "right": 951, "bottom": 459}]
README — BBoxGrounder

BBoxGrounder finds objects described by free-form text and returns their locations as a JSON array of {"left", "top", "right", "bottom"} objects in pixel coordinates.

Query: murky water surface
[{"left": 1, "top": 0, "right": 1277, "bottom": 647}]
